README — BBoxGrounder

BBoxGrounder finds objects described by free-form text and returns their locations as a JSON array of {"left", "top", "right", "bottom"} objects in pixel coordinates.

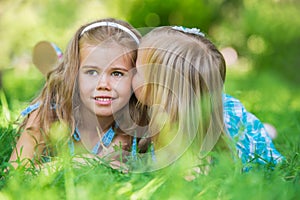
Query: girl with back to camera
[
  {"left": 132, "top": 26, "right": 283, "bottom": 171},
  {"left": 9, "top": 18, "right": 148, "bottom": 170}
]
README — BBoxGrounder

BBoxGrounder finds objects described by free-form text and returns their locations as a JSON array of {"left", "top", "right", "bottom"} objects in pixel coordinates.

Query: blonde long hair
[
  {"left": 21, "top": 18, "right": 143, "bottom": 138},
  {"left": 137, "top": 26, "right": 225, "bottom": 162}
]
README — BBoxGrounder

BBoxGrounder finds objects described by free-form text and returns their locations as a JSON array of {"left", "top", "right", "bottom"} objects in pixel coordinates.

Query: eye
[
  {"left": 86, "top": 70, "right": 98, "bottom": 76},
  {"left": 111, "top": 71, "right": 124, "bottom": 77}
]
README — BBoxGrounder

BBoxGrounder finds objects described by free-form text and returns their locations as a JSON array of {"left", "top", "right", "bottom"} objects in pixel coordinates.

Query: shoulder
[
  {"left": 20, "top": 102, "right": 41, "bottom": 117},
  {"left": 20, "top": 101, "right": 57, "bottom": 117},
  {"left": 24, "top": 109, "right": 41, "bottom": 131},
  {"left": 223, "top": 94, "right": 246, "bottom": 132},
  {"left": 223, "top": 93, "right": 245, "bottom": 115}
]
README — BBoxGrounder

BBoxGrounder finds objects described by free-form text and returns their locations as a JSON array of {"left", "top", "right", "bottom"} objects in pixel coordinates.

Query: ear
[{"left": 32, "top": 41, "right": 63, "bottom": 76}]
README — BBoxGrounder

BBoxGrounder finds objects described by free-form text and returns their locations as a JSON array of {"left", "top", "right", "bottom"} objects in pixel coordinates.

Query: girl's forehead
[{"left": 80, "top": 43, "right": 133, "bottom": 68}]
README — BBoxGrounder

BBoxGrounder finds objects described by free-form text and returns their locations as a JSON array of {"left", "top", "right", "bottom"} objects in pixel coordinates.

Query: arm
[{"left": 9, "top": 110, "right": 45, "bottom": 168}]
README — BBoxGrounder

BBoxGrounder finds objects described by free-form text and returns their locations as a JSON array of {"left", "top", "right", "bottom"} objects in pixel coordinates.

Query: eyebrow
[
  {"left": 80, "top": 65, "right": 98, "bottom": 69},
  {"left": 80, "top": 65, "right": 130, "bottom": 71},
  {"left": 111, "top": 65, "right": 130, "bottom": 71}
]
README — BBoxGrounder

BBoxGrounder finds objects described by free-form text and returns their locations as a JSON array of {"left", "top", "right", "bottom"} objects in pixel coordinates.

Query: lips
[{"left": 93, "top": 96, "right": 115, "bottom": 105}]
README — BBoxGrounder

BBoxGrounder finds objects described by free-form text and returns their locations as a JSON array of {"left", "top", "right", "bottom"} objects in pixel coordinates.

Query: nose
[{"left": 97, "top": 74, "right": 111, "bottom": 90}]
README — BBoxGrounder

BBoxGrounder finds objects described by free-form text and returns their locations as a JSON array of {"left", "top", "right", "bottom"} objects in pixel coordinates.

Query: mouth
[
  {"left": 94, "top": 97, "right": 113, "bottom": 101},
  {"left": 93, "top": 96, "right": 115, "bottom": 105}
]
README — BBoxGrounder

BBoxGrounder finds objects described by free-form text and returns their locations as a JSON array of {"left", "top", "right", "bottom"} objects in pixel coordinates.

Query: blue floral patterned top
[{"left": 223, "top": 94, "right": 284, "bottom": 165}]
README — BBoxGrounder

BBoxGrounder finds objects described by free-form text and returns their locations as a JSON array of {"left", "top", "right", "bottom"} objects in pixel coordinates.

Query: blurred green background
[
  {"left": 0, "top": 0, "right": 299, "bottom": 120},
  {"left": 1, "top": 1, "right": 300, "bottom": 197}
]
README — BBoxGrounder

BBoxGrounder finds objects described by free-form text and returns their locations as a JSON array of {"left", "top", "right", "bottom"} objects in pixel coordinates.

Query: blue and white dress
[{"left": 223, "top": 94, "right": 284, "bottom": 165}]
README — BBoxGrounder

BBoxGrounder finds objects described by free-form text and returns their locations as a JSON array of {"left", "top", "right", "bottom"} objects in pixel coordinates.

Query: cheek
[
  {"left": 79, "top": 74, "right": 96, "bottom": 90},
  {"left": 134, "top": 88, "right": 142, "bottom": 101},
  {"left": 78, "top": 76, "right": 85, "bottom": 94},
  {"left": 78, "top": 75, "right": 98, "bottom": 101},
  {"left": 132, "top": 74, "right": 143, "bottom": 101},
  {"left": 117, "top": 78, "right": 133, "bottom": 100}
]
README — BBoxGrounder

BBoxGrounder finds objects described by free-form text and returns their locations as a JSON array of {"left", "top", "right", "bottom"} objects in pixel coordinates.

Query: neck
[
  {"left": 75, "top": 106, "right": 115, "bottom": 142},
  {"left": 96, "top": 116, "right": 115, "bottom": 133}
]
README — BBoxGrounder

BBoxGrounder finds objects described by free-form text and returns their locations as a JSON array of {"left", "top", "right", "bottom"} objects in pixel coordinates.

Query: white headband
[{"left": 80, "top": 21, "right": 139, "bottom": 44}]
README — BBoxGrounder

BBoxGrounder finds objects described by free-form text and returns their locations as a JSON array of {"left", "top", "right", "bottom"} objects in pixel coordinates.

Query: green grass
[{"left": 0, "top": 67, "right": 300, "bottom": 199}]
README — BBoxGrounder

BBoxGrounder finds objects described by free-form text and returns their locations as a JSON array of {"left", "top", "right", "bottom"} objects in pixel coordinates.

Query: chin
[{"left": 95, "top": 112, "right": 114, "bottom": 117}]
